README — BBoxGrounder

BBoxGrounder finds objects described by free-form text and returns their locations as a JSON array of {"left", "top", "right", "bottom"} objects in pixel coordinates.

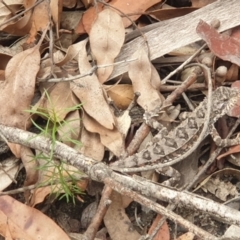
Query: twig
[
  {"left": 162, "top": 67, "right": 199, "bottom": 108},
  {"left": 37, "top": 58, "right": 137, "bottom": 83},
  {"left": 105, "top": 178, "right": 218, "bottom": 240},
  {"left": 0, "top": 0, "right": 45, "bottom": 28},
  {"left": 161, "top": 44, "right": 206, "bottom": 84},
  {"left": 83, "top": 186, "right": 112, "bottom": 240}
]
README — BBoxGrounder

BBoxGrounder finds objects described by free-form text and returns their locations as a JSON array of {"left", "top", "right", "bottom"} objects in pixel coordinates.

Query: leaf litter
[{"left": 0, "top": 1, "right": 240, "bottom": 240}]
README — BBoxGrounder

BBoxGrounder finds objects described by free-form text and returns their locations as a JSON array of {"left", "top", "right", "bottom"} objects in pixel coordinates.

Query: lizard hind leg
[
  {"left": 156, "top": 166, "right": 181, "bottom": 187},
  {"left": 210, "top": 124, "right": 240, "bottom": 147}
]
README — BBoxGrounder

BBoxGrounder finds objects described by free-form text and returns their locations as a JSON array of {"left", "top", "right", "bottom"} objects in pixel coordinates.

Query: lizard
[{"left": 110, "top": 86, "right": 240, "bottom": 175}]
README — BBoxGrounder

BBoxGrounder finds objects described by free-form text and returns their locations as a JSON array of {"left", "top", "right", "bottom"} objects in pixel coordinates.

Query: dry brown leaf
[
  {"left": 0, "top": 157, "right": 20, "bottom": 191},
  {"left": 20, "top": 146, "right": 38, "bottom": 200},
  {"left": 177, "top": 232, "right": 195, "bottom": 240},
  {"left": 150, "top": 64, "right": 162, "bottom": 91},
  {"left": 63, "top": 0, "right": 77, "bottom": 8},
  {"left": 75, "top": 2, "right": 105, "bottom": 34},
  {"left": 75, "top": 0, "right": 161, "bottom": 34},
  {"left": 197, "top": 20, "right": 240, "bottom": 66},
  {"left": 27, "top": 1, "right": 49, "bottom": 44},
  {"left": 115, "top": 110, "right": 131, "bottom": 137},
  {"left": 37, "top": 51, "right": 65, "bottom": 79},
  {"left": 70, "top": 39, "right": 115, "bottom": 130},
  {"left": 0, "top": 44, "right": 41, "bottom": 157},
  {"left": 0, "top": 195, "right": 70, "bottom": 239},
  {"left": 104, "top": 191, "right": 140, "bottom": 240},
  {"left": 0, "top": 4, "right": 21, "bottom": 25},
  {"left": 81, "top": 0, "right": 92, "bottom": 8},
  {"left": 106, "top": 84, "right": 134, "bottom": 110},
  {"left": 0, "top": 53, "right": 12, "bottom": 70},
  {"left": 55, "top": 40, "right": 85, "bottom": 67},
  {"left": 148, "top": 214, "right": 170, "bottom": 240},
  {"left": 1, "top": 0, "right": 33, "bottom": 36},
  {"left": 226, "top": 64, "right": 239, "bottom": 82},
  {"left": 90, "top": 8, "right": 125, "bottom": 83},
  {"left": 58, "top": 110, "right": 81, "bottom": 147},
  {"left": 0, "top": 46, "right": 40, "bottom": 128},
  {"left": 79, "top": 127, "right": 105, "bottom": 161},
  {"left": 50, "top": 0, "right": 63, "bottom": 38},
  {"left": 128, "top": 48, "right": 162, "bottom": 112},
  {"left": 40, "top": 82, "right": 79, "bottom": 122},
  {"left": 82, "top": 113, "right": 124, "bottom": 157}
]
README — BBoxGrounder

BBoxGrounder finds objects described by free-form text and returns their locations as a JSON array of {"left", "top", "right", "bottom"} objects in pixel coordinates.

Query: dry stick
[
  {"left": 37, "top": 58, "right": 137, "bottom": 83},
  {"left": 0, "top": 176, "right": 87, "bottom": 196},
  {"left": 160, "top": 83, "right": 206, "bottom": 92},
  {"left": 162, "top": 68, "right": 199, "bottom": 108},
  {"left": 125, "top": 123, "right": 150, "bottom": 157},
  {"left": 161, "top": 44, "right": 207, "bottom": 84},
  {"left": 186, "top": 117, "right": 240, "bottom": 191},
  {"left": 1, "top": 0, "right": 16, "bottom": 15},
  {"left": 105, "top": 178, "right": 218, "bottom": 240},
  {"left": 0, "top": 0, "right": 45, "bottom": 28},
  {"left": 1, "top": 125, "right": 240, "bottom": 228},
  {"left": 83, "top": 186, "right": 112, "bottom": 240}
]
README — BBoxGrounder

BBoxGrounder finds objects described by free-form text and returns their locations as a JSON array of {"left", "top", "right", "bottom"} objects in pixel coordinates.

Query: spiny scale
[{"left": 111, "top": 86, "right": 240, "bottom": 168}]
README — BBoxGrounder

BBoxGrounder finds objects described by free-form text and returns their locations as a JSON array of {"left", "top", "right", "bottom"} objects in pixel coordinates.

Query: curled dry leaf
[
  {"left": 75, "top": 0, "right": 161, "bottom": 34},
  {"left": 128, "top": 48, "right": 162, "bottom": 112},
  {"left": 196, "top": 20, "right": 240, "bottom": 66},
  {"left": 0, "top": 195, "right": 70, "bottom": 240},
  {"left": 106, "top": 84, "right": 134, "bottom": 110},
  {"left": 38, "top": 82, "right": 79, "bottom": 122},
  {"left": 37, "top": 50, "right": 65, "bottom": 79},
  {"left": 20, "top": 146, "right": 38, "bottom": 200},
  {"left": 50, "top": 0, "right": 63, "bottom": 37},
  {"left": 0, "top": 46, "right": 40, "bottom": 128},
  {"left": 0, "top": 157, "right": 20, "bottom": 191},
  {"left": 0, "top": 44, "right": 41, "bottom": 157},
  {"left": 79, "top": 127, "right": 105, "bottom": 161},
  {"left": 82, "top": 113, "right": 124, "bottom": 157},
  {"left": 70, "top": 39, "right": 115, "bottom": 130},
  {"left": 115, "top": 110, "right": 131, "bottom": 137},
  {"left": 90, "top": 8, "right": 125, "bottom": 83},
  {"left": 55, "top": 40, "right": 85, "bottom": 67},
  {"left": 57, "top": 109, "right": 81, "bottom": 148},
  {"left": 27, "top": 1, "right": 49, "bottom": 44},
  {"left": 150, "top": 64, "right": 161, "bottom": 91},
  {"left": 104, "top": 191, "right": 141, "bottom": 240},
  {"left": 148, "top": 214, "right": 170, "bottom": 240},
  {"left": 0, "top": 1, "right": 33, "bottom": 36}
]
